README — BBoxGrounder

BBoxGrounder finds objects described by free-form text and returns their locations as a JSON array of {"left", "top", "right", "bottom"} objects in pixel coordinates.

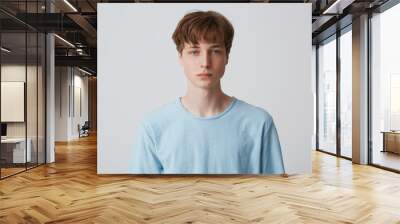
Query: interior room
[{"left": 0, "top": 0, "right": 399, "bottom": 223}]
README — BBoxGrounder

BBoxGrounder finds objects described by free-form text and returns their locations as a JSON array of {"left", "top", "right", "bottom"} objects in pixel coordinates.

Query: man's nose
[{"left": 200, "top": 52, "right": 211, "bottom": 68}]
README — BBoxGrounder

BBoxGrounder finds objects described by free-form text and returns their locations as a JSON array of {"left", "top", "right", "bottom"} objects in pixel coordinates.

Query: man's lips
[{"left": 197, "top": 73, "right": 212, "bottom": 77}]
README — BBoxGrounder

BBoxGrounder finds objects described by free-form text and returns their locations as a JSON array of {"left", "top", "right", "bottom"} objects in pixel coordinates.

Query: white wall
[
  {"left": 55, "top": 67, "right": 69, "bottom": 141},
  {"left": 72, "top": 72, "right": 89, "bottom": 138},
  {"left": 55, "top": 67, "right": 89, "bottom": 141},
  {"left": 98, "top": 3, "right": 313, "bottom": 174}
]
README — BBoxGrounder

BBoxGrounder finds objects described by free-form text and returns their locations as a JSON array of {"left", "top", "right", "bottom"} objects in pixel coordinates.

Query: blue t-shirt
[{"left": 132, "top": 97, "right": 285, "bottom": 174}]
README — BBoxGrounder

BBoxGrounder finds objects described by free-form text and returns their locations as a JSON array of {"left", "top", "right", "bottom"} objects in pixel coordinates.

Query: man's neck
[{"left": 181, "top": 85, "right": 233, "bottom": 118}]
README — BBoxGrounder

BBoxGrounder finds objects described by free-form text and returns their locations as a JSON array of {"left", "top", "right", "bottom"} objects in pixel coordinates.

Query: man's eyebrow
[
  {"left": 186, "top": 44, "right": 222, "bottom": 48},
  {"left": 209, "top": 44, "right": 223, "bottom": 48}
]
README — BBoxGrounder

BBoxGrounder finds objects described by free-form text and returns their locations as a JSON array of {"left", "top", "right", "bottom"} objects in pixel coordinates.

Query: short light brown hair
[{"left": 172, "top": 10, "right": 234, "bottom": 56}]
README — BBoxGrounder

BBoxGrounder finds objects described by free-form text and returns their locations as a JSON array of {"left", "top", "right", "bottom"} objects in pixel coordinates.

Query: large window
[
  {"left": 317, "top": 26, "right": 353, "bottom": 159},
  {"left": 371, "top": 3, "right": 400, "bottom": 171},
  {"left": 318, "top": 36, "right": 337, "bottom": 155}
]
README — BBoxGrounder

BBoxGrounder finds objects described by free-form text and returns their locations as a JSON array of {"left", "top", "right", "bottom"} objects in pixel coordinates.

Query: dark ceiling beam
[
  {"left": 55, "top": 55, "right": 96, "bottom": 69},
  {"left": 50, "top": 1, "right": 96, "bottom": 47},
  {"left": 52, "top": 0, "right": 78, "bottom": 13},
  {"left": 12, "top": 13, "right": 82, "bottom": 32},
  {"left": 86, "top": 0, "right": 97, "bottom": 11},
  {"left": 312, "top": 15, "right": 335, "bottom": 33},
  {"left": 312, "top": 14, "right": 352, "bottom": 44},
  {"left": 56, "top": 47, "right": 97, "bottom": 57},
  {"left": 322, "top": 0, "right": 355, "bottom": 14},
  {"left": 370, "top": 0, "right": 397, "bottom": 12},
  {"left": 0, "top": 18, "right": 27, "bottom": 31},
  {"left": 3, "top": 12, "right": 96, "bottom": 48},
  {"left": 312, "top": 0, "right": 355, "bottom": 34},
  {"left": 67, "top": 13, "right": 97, "bottom": 46},
  {"left": 0, "top": 8, "right": 38, "bottom": 31}
]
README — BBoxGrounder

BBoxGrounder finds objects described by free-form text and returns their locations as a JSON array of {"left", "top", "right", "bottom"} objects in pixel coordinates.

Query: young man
[{"left": 132, "top": 10, "right": 285, "bottom": 174}]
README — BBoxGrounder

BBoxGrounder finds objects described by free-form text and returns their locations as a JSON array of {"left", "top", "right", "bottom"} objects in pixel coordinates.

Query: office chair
[{"left": 79, "top": 121, "right": 90, "bottom": 138}]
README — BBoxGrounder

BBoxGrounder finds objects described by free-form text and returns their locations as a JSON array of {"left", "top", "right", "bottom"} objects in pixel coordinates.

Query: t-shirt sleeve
[
  {"left": 261, "top": 119, "right": 285, "bottom": 174},
  {"left": 132, "top": 121, "right": 163, "bottom": 174}
]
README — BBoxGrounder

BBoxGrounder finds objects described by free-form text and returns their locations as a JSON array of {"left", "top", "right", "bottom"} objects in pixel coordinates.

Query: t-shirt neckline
[{"left": 177, "top": 97, "right": 237, "bottom": 120}]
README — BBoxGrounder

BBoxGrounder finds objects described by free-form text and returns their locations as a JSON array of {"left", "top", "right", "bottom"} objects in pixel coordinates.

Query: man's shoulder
[{"left": 235, "top": 99, "right": 274, "bottom": 123}]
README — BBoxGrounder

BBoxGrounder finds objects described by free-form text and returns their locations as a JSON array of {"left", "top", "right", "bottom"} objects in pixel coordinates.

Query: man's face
[{"left": 179, "top": 40, "right": 228, "bottom": 89}]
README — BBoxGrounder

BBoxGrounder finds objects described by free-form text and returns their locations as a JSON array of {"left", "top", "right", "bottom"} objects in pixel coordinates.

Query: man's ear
[{"left": 225, "top": 55, "right": 229, "bottom": 65}]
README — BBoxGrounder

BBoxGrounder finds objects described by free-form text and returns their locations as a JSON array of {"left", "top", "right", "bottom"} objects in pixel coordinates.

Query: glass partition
[
  {"left": 27, "top": 31, "right": 38, "bottom": 169},
  {"left": 0, "top": 31, "right": 28, "bottom": 177},
  {"left": 0, "top": 1, "right": 46, "bottom": 179},
  {"left": 38, "top": 32, "right": 45, "bottom": 165}
]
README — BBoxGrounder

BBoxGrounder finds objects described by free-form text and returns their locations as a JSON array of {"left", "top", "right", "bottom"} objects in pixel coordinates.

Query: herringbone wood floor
[{"left": 1, "top": 134, "right": 400, "bottom": 223}]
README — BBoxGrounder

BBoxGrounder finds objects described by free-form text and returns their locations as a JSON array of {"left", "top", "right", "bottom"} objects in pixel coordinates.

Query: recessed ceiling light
[
  {"left": 322, "top": 0, "right": 354, "bottom": 15},
  {"left": 1, "top": 47, "right": 11, "bottom": 53},
  {"left": 54, "top": 34, "right": 75, "bottom": 48},
  {"left": 63, "top": 0, "right": 78, "bottom": 12},
  {"left": 78, "top": 67, "right": 93, "bottom": 76}
]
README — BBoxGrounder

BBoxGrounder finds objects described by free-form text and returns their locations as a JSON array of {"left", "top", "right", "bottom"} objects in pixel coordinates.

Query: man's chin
[
  {"left": 187, "top": 78, "right": 220, "bottom": 90},
  {"left": 194, "top": 82, "right": 218, "bottom": 90}
]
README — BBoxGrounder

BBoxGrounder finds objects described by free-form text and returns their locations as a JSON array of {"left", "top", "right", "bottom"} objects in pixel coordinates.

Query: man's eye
[
  {"left": 189, "top": 51, "right": 200, "bottom": 55},
  {"left": 211, "top": 49, "right": 221, "bottom": 54}
]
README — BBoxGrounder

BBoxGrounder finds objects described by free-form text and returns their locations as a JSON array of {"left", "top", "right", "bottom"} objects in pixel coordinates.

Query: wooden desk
[
  {"left": 1, "top": 138, "right": 32, "bottom": 163},
  {"left": 381, "top": 131, "right": 400, "bottom": 154}
]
